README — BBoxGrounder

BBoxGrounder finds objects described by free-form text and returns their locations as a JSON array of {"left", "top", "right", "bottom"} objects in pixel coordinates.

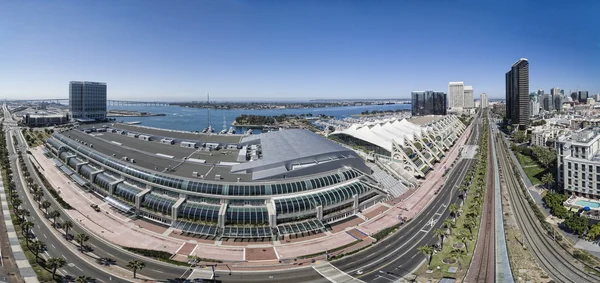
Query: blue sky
[{"left": 1, "top": 0, "right": 598, "bottom": 101}]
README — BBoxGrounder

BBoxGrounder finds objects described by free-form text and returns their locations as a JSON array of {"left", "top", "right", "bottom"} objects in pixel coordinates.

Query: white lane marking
[
  {"left": 43, "top": 233, "right": 47, "bottom": 238},
  {"left": 62, "top": 254, "right": 67, "bottom": 259},
  {"left": 75, "top": 265, "right": 83, "bottom": 271},
  {"left": 51, "top": 244, "right": 56, "bottom": 249}
]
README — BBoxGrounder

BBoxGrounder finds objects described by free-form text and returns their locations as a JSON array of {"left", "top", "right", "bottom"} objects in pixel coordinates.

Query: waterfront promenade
[{"left": 29, "top": 120, "right": 472, "bottom": 269}]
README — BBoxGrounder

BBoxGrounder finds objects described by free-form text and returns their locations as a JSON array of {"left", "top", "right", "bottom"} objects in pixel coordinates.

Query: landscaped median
[{"left": 416, "top": 116, "right": 489, "bottom": 280}]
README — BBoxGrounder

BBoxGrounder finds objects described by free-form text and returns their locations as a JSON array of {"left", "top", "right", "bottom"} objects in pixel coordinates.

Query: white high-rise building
[
  {"left": 448, "top": 82, "right": 464, "bottom": 108},
  {"left": 464, "top": 86, "right": 474, "bottom": 108},
  {"left": 480, "top": 93, "right": 488, "bottom": 108},
  {"left": 529, "top": 95, "right": 539, "bottom": 117}
]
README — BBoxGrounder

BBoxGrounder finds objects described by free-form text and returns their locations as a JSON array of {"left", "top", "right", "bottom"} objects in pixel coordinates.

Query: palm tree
[
  {"left": 417, "top": 245, "right": 434, "bottom": 268},
  {"left": 458, "top": 186, "right": 468, "bottom": 200},
  {"left": 21, "top": 221, "right": 34, "bottom": 238},
  {"left": 49, "top": 210, "right": 61, "bottom": 228},
  {"left": 450, "top": 248, "right": 467, "bottom": 269},
  {"left": 30, "top": 240, "right": 46, "bottom": 262},
  {"left": 41, "top": 200, "right": 51, "bottom": 216},
  {"left": 127, "top": 260, "right": 146, "bottom": 278},
  {"left": 74, "top": 233, "right": 89, "bottom": 252},
  {"left": 443, "top": 218, "right": 455, "bottom": 235},
  {"left": 63, "top": 220, "right": 73, "bottom": 238},
  {"left": 47, "top": 257, "right": 66, "bottom": 279},
  {"left": 449, "top": 203, "right": 460, "bottom": 219},
  {"left": 458, "top": 232, "right": 470, "bottom": 253},
  {"left": 464, "top": 217, "right": 477, "bottom": 238},
  {"left": 434, "top": 228, "right": 446, "bottom": 249},
  {"left": 17, "top": 208, "right": 30, "bottom": 223},
  {"left": 33, "top": 190, "right": 44, "bottom": 208},
  {"left": 75, "top": 276, "right": 92, "bottom": 283},
  {"left": 11, "top": 198, "right": 22, "bottom": 212},
  {"left": 541, "top": 172, "right": 555, "bottom": 191}
]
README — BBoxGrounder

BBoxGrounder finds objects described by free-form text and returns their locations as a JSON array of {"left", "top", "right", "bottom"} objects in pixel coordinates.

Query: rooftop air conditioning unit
[
  {"left": 215, "top": 174, "right": 221, "bottom": 180},
  {"left": 192, "top": 172, "right": 198, "bottom": 177}
]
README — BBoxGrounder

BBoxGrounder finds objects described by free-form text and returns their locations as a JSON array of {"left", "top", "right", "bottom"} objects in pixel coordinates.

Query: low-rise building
[
  {"left": 530, "top": 125, "right": 568, "bottom": 147},
  {"left": 23, "top": 113, "right": 69, "bottom": 127}
]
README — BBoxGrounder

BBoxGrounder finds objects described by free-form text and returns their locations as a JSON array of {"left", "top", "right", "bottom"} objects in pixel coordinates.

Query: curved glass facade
[
  {"left": 274, "top": 181, "right": 370, "bottom": 215},
  {"left": 225, "top": 206, "right": 268, "bottom": 225},
  {"left": 178, "top": 202, "right": 220, "bottom": 223}
]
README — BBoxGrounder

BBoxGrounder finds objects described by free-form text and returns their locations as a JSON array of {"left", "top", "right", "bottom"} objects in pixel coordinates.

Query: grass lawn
[{"left": 515, "top": 152, "right": 549, "bottom": 185}]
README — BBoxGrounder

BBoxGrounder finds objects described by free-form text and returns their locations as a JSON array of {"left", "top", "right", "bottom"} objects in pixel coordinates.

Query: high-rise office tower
[
  {"left": 542, "top": 94, "right": 552, "bottom": 111},
  {"left": 505, "top": 58, "right": 529, "bottom": 127},
  {"left": 529, "top": 95, "right": 539, "bottom": 117},
  {"left": 480, "top": 93, "right": 488, "bottom": 109},
  {"left": 411, "top": 91, "right": 447, "bottom": 116},
  {"left": 69, "top": 81, "right": 107, "bottom": 121},
  {"left": 578, "top": 91, "right": 589, "bottom": 103},
  {"left": 537, "top": 89, "right": 544, "bottom": 96},
  {"left": 551, "top": 87, "right": 561, "bottom": 96},
  {"left": 448, "top": 82, "right": 464, "bottom": 108},
  {"left": 463, "top": 86, "right": 474, "bottom": 108},
  {"left": 553, "top": 94, "right": 563, "bottom": 111}
]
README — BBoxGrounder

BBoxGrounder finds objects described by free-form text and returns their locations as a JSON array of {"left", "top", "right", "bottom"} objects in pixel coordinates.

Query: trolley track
[{"left": 495, "top": 128, "right": 599, "bottom": 283}]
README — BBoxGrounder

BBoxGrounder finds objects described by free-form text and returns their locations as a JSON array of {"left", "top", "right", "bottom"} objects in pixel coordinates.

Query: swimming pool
[{"left": 575, "top": 199, "right": 600, "bottom": 209}]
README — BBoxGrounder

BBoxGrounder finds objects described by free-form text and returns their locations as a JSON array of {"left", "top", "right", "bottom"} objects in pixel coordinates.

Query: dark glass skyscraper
[
  {"left": 505, "top": 58, "right": 529, "bottom": 128},
  {"left": 411, "top": 91, "right": 447, "bottom": 116},
  {"left": 579, "top": 91, "right": 589, "bottom": 103}
]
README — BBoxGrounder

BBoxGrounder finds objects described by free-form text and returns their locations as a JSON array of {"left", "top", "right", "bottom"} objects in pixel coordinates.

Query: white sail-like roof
[{"left": 332, "top": 118, "right": 432, "bottom": 152}]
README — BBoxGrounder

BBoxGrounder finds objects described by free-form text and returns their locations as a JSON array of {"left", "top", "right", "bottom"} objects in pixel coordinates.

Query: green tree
[
  {"left": 417, "top": 245, "right": 434, "bottom": 268},
  {"left": 47, "top": 257, "right": 66, "bottom": 279},
  {"left": 464, "top": 217, "right": 477, "bottom": 238},
  {"left": 75, "top": 276, "right": 92, "bottom": 283},
  {"left": 63, "top": 220, "right": 73, "bottom": 238},
  {"left": 450, "top": 248, "right": 467, "bottom": 269},
  {"left": 513, "top": 130, "right": 527, "bottom": 143},
  {"left": 449, "top": 203, "right": 460, "bottom": 219},
  {"left": 434, "top": 228, "right": 447, "bottom": 249},
  {"left": 30, "top": 240, "right": 46, "bottom": 262},
  {"left": 458, "top": 232, "right": 470, "bottom": 253},
  {"left": 74, "top": 233, "right": 89, "bottom": 252},
  {"left": 443, "top": 218, "right": 455, "bottom": 235},
  {"left": 41, "top": 200, "right": 51, "bottom": 216},
  {"left": 127, "top": 260, "right": 146, "bottom": 278},
  {"left": 587, "top": 223, "right": 600, "bottom": 241},
  {"left": 564, "top": 215, "right": 588, "bottom": 236},
  {"left": 541, "top": 173, "right": 555, "bottom": 190},
  {"left": 49, "top": 210, "right": 61, "bottom": 228},
  {"left": 21, "top": 221, "right": 34, "bottom": 238}
]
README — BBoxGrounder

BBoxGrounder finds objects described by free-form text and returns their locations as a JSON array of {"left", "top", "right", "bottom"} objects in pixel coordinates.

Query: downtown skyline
[{"left": 1, "top": 0, "right": 599, "bottom": 101}]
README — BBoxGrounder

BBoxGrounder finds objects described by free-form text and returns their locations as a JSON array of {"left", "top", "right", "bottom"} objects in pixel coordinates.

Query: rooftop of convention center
[
  {"left": 52, "top": 126, "right": 369, "bottom": 184},
  {"left": 83, "top": 122, "right": 244, "bottom": 144}
]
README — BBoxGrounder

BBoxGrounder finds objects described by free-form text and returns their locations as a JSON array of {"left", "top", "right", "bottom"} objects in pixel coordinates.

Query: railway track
[{"left": 494, "top": 129, "right": 600, "bottom": 283}]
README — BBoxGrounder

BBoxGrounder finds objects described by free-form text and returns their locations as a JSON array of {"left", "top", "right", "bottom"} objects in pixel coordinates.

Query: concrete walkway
[
  {"left": 0, "top": 174, "right": 39, "bottom": 283},
  {"left": 491, "top": 123, "right": 514, "bottom": 283}
]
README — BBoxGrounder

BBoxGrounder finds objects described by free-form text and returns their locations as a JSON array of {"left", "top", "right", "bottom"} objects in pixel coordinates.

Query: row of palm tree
[
  {"left": 418, "top": 116, "right": 491, "bottom": 269},
  {"left": 12, "top": 146, "right": 149, "bottom": 280}
]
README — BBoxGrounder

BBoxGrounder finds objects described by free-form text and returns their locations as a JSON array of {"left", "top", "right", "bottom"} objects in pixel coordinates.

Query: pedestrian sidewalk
[{"left": 0, "top": 174, "right": 39, "bottom": 283}]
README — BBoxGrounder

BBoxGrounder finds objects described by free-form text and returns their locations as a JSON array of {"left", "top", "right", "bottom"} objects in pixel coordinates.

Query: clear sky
[{"left": 1, "top": 0, "right": 598, "bottom": 101}]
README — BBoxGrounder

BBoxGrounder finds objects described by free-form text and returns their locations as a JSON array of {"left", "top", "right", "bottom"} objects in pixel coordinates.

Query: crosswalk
[{"left": 313, "top": 262, "right": 364, "bottom": 283}]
